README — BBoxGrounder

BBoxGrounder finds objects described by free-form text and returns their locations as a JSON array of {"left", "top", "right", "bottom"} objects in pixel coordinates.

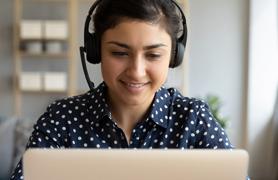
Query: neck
[
  {"left": 107, "top": 91, "right": 154, "bottom": 142},
  {"left": 111, "top": 103, "right": 148, "bottom": 127}
]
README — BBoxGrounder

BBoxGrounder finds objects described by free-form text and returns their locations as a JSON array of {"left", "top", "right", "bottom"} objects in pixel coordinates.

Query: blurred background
[{"left": 0, "top": 0, "right": 277, "bottom": 179}]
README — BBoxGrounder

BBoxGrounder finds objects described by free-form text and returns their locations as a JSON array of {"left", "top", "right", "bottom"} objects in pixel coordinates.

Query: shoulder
[
  {"left": 46, "top": 83, "right": 107, "bottom": 112},
  {"left": 46, "top": 91, "right": 93, "bottom": 114},
  {"left": 163, "top": 86, "right": 208, "bottom": 113},
  {"left": 160, "top": 86, "right": 214, "bottom": 127},
  {"left": 43, "top": 82, "right": 107, "bottom": 123}
]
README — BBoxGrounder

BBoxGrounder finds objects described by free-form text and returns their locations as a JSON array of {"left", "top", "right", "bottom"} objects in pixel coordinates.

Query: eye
[
  {"left": 146, "top": 53, "right": 162, "bottom": 60},
  {"left": 111, "top": 51, "right": 128, "bottom": 57}
]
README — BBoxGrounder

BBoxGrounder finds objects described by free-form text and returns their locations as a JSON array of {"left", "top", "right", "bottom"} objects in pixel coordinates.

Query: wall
[
  {"left": 247, "top": 0, "right": 278, "bottom": 179},
  {"left": 188, "top": 0, "right": 249, "bottom": 148},
  {"left": 188, "top": 0, "right": 278, "bottom": 179}
]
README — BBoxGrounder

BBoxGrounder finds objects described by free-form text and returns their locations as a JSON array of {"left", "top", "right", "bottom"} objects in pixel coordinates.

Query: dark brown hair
[{"left": 93, "top": 0, "right": 181, "bottom": 64}]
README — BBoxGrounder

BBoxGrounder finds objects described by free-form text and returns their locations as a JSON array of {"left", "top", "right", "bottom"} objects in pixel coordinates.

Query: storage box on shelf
[
  {"left": 44, "top": 72, "right": 67, "bottom": 92},
  {"left": 20, "top": 19, "right": 68, "bottom": 55},
  {"left": 19, "top": 72, "right": 42, "bottom": 91}
]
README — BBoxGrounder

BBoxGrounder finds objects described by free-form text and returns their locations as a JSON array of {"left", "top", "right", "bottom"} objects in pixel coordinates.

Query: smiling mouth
[
  {"left": 126, "top": 82, "right": 146, "bottom": 88},
  {"left": 120, "top": 80, "right": 149, "bottom": 89}
]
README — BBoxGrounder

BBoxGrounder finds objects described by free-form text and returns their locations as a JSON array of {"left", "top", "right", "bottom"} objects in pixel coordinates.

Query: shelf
[
  {"left": 13, "top": 0, "right": 81, "bottom": 116},
  {"left": 20, "top": 38, "right": 68, "bottom": 42},
  {"left": 22, "top": 0, "right": 93, "bottom": 2},
  {"left": 21, "top": 89, "right": 67, "bottom": 94},
  {"left": 22, "top": 0, "right": 68, "bottom": 3},
  {"left": 20, "top": 52, "right": 68, "bottom": 58}
]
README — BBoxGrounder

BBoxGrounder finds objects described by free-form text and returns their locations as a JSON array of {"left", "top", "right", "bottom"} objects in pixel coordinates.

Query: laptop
[{"left": 23, "top": 149, "right": 249, "bottom": 180}]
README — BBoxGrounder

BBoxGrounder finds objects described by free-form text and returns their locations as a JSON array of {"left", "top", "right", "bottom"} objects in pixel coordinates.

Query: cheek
[
  {"left": 101, "top": 60, "right": 115, "bottom": 80},
  {"left": 148, "top": 62, "right": 169, "bottom": 81},
  {"left": 101, "top": 57, "right": 125, "bottom": 81}
]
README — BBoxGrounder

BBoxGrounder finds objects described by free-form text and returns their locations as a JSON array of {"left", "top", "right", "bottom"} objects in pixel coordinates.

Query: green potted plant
[{"left": 204, "top": 94, "right": 229, "bottom": 129}]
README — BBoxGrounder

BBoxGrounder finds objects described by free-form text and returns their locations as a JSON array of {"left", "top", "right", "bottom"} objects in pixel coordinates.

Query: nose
[{"left": 125, "top": 54, "right": 146, "bottom": 80}]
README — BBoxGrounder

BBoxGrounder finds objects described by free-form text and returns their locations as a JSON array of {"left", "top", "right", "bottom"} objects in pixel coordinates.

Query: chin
[{"left": 122, "top": 96, "right": 147, "bottom": 106}]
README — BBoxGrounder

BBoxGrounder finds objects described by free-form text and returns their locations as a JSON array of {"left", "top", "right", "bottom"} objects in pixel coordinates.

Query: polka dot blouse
[{"left": 10, "top": 82, "right": 233, "bottom": 180}]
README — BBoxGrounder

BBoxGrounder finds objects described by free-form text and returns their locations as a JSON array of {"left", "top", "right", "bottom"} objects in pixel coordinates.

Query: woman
[{"left": 10, "top": 0, "right": 232, "bottom": 179}]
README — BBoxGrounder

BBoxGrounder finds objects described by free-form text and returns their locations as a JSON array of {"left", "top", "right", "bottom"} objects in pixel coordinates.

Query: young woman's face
[{"left": 101, "top": 20, "right": 172, "bottom": 107}]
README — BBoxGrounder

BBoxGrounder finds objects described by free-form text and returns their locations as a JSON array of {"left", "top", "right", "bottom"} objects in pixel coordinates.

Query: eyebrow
[{"left": 106, "top": 41, "right": 168, "bottom": 50}]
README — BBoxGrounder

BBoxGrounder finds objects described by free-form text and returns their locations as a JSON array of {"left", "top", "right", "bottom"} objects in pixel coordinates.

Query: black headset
[{"left": 80, "top": 0, "right": 187, "bottom": 90}]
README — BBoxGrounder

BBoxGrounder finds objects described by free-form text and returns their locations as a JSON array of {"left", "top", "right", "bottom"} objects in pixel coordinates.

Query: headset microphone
[{"left": 80, "top": 47, "right": 95, "bottom": 90}]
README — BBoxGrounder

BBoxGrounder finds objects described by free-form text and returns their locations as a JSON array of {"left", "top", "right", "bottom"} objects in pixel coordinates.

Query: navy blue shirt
[{"left": 10, "top": 82, "right": 233, "bottom": 180}]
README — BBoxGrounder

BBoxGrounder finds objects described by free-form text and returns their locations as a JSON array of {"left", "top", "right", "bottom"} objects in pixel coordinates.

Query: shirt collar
[
  {"left": 87, "top": 82, "right": 111, "bottom": 123},
  {"left": 86, "top": 82, "right": 171, "bottom": 129},
  {"left": 148, "top": 86, "right": 171, "bottom": 129}
]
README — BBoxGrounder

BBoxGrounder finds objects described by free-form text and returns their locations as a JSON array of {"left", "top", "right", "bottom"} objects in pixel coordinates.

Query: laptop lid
[{"left": 23, "top": 149, "right": 249, "bottom": 180}]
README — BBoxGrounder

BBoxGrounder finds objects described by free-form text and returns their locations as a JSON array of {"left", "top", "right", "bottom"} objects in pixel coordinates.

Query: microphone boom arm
[{"left": 79, "top": 47, "right": 95, "bottom": 91}]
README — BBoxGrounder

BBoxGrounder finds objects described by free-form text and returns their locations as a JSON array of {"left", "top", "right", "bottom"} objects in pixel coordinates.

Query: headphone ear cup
[
  {"left": 170, "top": 41, "right": 185, "bottom": 68},
  {"left": 85, "top": 32, "right": 101, "bottom": 64}
]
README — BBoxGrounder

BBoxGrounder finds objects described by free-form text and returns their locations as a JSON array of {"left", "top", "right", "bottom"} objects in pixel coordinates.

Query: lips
[
  {"left": 126, "top": 82, "right": 146, "bottom": 88},
  {"left": 120, "top": 80, "right": 149, "bottom": 93}
]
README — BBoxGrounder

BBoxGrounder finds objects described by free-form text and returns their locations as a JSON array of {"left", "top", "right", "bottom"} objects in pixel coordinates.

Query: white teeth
[{"left": 126, "top": 83, "right": 145, "bottom": 88}]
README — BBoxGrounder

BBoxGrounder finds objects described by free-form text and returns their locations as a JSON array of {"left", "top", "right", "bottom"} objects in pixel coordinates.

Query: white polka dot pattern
[{"left": 10, "top": 82, "right": 234, "bottom": 180}]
